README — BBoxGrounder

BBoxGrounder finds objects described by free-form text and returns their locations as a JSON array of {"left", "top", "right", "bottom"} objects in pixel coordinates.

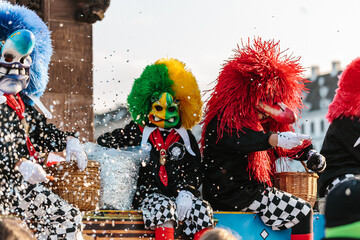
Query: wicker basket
[
  {"left": 46, "top": 160, "right": 101, "bottom": 211},
  {"left": 274, "top": 171, "right": 318, "bottom": 206}
]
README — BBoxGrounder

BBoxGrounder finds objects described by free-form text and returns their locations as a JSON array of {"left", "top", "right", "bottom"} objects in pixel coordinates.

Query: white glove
[
  {"left": 0, "top": 90, "right": 6, "bottom": 104},
  {"left": 18, "top": 160, "right": 48, "bottom": 184},
  {"left": 277, "top": 132, "right": 311, "bottom": 150},
  {"left": 66, "top": 138, "right": 88, "bottom": 171},
  {"left": 176, "top": 190, "right": 193, "bottom": 221}
]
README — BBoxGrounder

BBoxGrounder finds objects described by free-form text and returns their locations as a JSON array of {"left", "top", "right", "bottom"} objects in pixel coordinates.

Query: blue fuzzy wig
[{"left": 0, "top": 1, "right": 52, "bottom": 104}]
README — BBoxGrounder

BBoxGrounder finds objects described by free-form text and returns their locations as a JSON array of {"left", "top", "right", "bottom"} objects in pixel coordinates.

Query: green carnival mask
[{"left": 148, "top": 92, "right": 180, "bottom": 128}]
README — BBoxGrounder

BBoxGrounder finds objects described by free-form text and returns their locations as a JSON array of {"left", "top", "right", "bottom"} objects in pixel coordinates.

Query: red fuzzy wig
[
  {"left": 327, "top": 57, "right": 360, "bottom": 123},
  {"left": 202, "top": 38, "right": 310, "bottom": 185}
]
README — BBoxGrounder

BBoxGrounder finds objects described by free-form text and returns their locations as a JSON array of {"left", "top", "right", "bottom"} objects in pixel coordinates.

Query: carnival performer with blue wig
[{"left": 0, "top": 2, "right": 87, "bottom": 239}]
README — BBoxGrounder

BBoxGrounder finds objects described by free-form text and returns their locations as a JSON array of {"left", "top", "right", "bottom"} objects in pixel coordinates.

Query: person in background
[
  {"left": 322, "top": 179, "right": 360, "bottom": 240},
  {"left": 199, "top": 228, "right": 239, "bottom": 240},
  {"left": 0, "top": 218, "right": 35, "bottom": 240},
  {"left": 318, "top": 57, "right": 360, "bottom": 198}
]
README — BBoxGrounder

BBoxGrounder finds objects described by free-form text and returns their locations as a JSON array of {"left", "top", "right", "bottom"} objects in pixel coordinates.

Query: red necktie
[
  {"left": 5, "top": 94, "right": 37, "bottom": 160},
  {"left": 148, "top": 128, "right": 181, "bottom": 186}
]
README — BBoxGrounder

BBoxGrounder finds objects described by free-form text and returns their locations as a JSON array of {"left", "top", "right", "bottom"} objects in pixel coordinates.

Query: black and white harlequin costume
[
  {"left": 203, "top": 118, "right": 312, "bottom": 231},
  {"left": 97, "top": 121, "right": 213, "bottom": 235},
  {"left": 98, "top": 58, "right": 213, "bottom": 240},
  {"left": 201, "top": 39, "right": 327, "bottom": 240}
]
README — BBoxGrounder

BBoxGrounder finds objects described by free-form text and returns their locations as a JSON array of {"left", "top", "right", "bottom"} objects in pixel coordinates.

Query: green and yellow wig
[{"left": 127, "top": 58, "right": 202, "bottom": 129}]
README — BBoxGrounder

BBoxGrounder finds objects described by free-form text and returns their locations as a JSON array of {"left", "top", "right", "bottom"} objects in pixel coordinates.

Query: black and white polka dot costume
[{"left": 0, "top": 100, "right": 83, "bottom": 239}]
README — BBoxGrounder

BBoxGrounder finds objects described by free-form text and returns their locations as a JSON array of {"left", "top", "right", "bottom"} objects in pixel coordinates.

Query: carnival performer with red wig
[
  {"left": 201, "top": 38, "right": 326, "bottom": 240},
  {"left": 318, "top": 57, "right": 360, "bottom": 199}
]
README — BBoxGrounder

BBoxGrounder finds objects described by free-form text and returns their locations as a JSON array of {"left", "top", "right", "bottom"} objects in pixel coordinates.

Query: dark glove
[{"left": 306, "top": 150, "right": 326, "bottom": 173}]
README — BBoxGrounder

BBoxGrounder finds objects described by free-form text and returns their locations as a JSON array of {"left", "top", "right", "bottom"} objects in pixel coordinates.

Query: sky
[{"left": 93, "top": 0, "right": 360, "bottom": 114}]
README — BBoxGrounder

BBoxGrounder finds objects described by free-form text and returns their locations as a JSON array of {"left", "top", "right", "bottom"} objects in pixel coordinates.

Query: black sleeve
[
  {"left": 331, "top": 118, "right": 360, "bottom": 162},
  {"left": 27, "top": 106, "right": 75, "bottom": 152},
  {"left": 217, "top": 127, "right": 274, "bottom": 153},
  {"left": 97, "top": 121, "right": 142, "bottom": 149},
  {"left": 176, "top": 130, "right": 202, "bottom": 197}
]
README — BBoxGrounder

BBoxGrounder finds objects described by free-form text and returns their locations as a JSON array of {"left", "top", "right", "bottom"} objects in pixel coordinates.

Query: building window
[
  {"left": 320, "top": 120, "right": 325, "bottom": 132},
  {"left": 311, "top": 122, "right": 314, "bottom": 134},
  {"left": 301, "top": 124, "right": 305, "bottom": 134}
]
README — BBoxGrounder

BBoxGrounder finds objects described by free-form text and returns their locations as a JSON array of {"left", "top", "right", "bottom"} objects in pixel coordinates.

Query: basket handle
[{"left": 300, "top": 161, "right": 310, "bottom": 173}]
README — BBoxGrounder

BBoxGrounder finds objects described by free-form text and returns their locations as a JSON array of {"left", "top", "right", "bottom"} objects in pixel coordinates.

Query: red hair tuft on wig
[
  {"left": 201, "top": 38, "right": 309, "bottom": 185},
  {"left": 327, "top": 57, "right": 360, "bottom": 123}
]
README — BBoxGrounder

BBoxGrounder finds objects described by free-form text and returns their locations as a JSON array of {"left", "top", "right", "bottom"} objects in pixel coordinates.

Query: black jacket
[
  {"left": 97, "top": 121, "right": 202, "bottom": 208},
  {"left": 202, "top": 117, "right": 310, "bottom": 211},
  {"left": 0, "top": 98, "right": 73, "bottom": 209},
  {"left": 319, "top": 117, "right": 360, "bottom": 197}
]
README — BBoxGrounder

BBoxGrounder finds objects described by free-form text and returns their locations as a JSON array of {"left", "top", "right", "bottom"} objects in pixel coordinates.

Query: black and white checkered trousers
[
  {"left": 141, "top": 193, "right": 214, "bottom": 235},
  {"left": 241, "top": 187, "right": 311, "bottom": 231},
  {"left": 14, "top": 184, "right": 83, "bottom": 240},
  {"left": 324, "top": 173, "right": 360, "bottom": 197}
]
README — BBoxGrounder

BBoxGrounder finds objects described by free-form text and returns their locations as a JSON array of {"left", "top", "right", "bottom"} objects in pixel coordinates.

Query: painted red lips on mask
[{"left": 256, "top": 102, "right": 297, "bottom": 124}]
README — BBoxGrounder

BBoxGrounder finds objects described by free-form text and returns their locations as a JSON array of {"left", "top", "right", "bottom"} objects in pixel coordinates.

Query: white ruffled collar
[{"left": 140, "top": 126, "right": 196, "bottom": 156}]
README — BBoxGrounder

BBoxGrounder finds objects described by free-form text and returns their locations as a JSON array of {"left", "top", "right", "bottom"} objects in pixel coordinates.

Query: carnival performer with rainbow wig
[{"left": 98, "top": 58, "right": 213, "bottom": 240}]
